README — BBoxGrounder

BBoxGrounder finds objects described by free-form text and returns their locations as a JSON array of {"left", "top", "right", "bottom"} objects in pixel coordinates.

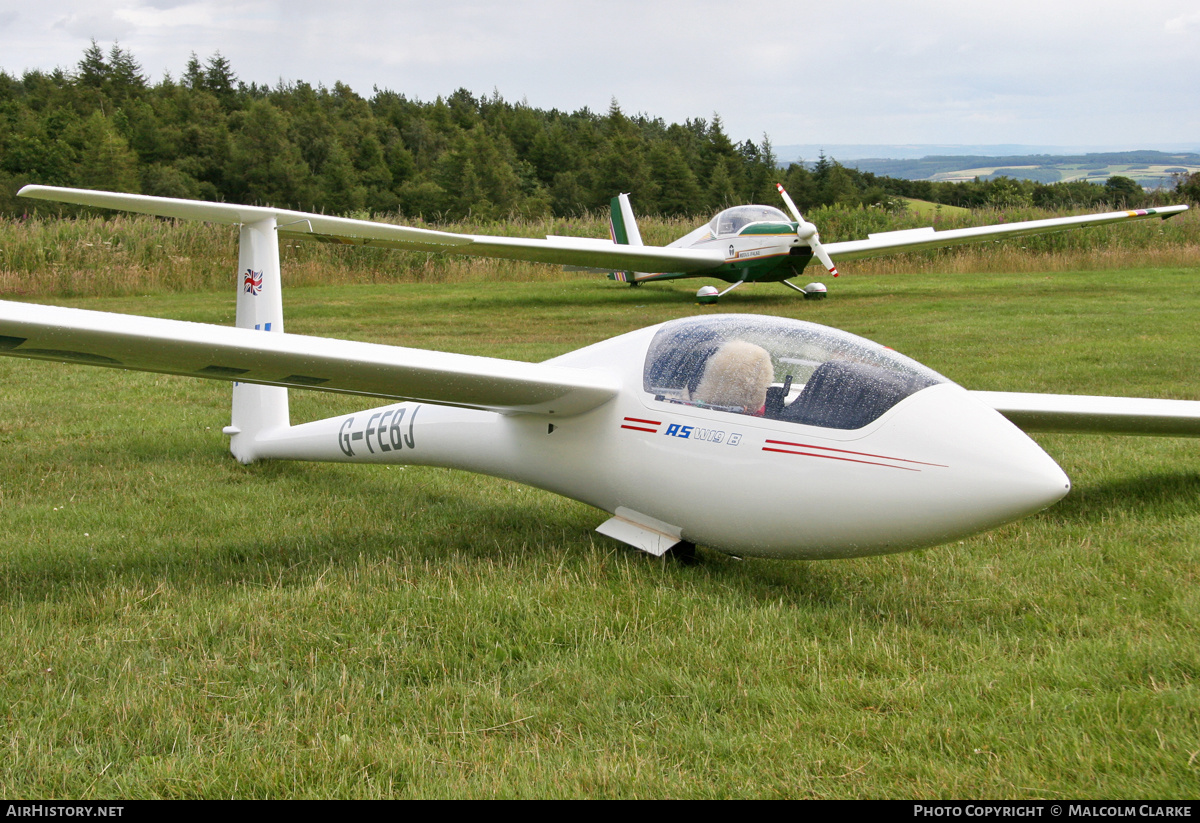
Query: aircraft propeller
[{"left": 776, "top": 183, "right": 839, "bottom": 277}]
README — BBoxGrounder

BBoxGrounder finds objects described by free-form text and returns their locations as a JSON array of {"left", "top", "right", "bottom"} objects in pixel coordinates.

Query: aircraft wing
[
  {"left": 17, "top": 185, "right": 726, "bottom": 274},
  {"left": 971, "top": 390, "right": 1200, "bottom": 437},
  {"left": 0, "top": 300, "right": 618, "bottom": 416},
  {"left": 824, "top": 206, "right": 1189, "bottom": 262}
]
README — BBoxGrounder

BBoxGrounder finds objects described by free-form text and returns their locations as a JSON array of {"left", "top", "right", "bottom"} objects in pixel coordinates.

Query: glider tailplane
[
  {"left": 227, "top": 216, "right": 290, "bottom": 463},
  {"left": 607, "top": 193, "right": 644, "bottom": 284}
]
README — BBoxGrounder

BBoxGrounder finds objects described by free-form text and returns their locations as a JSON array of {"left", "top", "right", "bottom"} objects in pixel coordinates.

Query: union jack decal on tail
[{"left": 243, "top": 269, "right": 263, "bottom": 295}]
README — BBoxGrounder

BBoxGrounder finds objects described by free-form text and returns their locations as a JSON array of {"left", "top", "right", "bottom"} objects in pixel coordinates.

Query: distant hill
[
  {"left": 784, "top": 150, "right": 1200, "bottom": 190},
  {"left": 775, "top": 143, "right": 1200, "bottom": 162}
]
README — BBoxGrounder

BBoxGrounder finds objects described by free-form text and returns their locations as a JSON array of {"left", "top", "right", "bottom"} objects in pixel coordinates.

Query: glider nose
[
  {"left": 821, "top": 384, "right": 1074, "bottom": 555},
  {"left": 904, "top": 385, "right": 1071, "bottom": 530},
  {"left": 975, "top": 421, "right": 1072, "bottom": 519}
]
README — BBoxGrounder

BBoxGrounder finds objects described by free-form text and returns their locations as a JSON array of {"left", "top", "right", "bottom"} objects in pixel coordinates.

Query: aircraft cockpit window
[
  {"left": 708, "top": 205, "right": 792, "bottom": 237},
  {"left": 643, "top": 315, "right": 949, "bottom": 429}
]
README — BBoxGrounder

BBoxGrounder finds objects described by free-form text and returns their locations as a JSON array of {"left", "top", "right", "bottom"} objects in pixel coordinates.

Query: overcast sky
[{"left": 2, "top": 0, "right": 1198, "bottom": 153}]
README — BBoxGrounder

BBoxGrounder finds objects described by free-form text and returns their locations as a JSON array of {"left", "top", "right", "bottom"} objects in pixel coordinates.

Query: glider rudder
[
  {"left": 607, "top": 193, "right": 643, "bottom": 284},
  {"left": 225, "top": 216, "right": 291, "bottom": 463}
]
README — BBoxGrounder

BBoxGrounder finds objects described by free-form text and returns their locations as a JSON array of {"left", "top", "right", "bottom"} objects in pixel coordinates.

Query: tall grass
[{"left": 2, "top": 205, "right": 1195, "bottom": 297}]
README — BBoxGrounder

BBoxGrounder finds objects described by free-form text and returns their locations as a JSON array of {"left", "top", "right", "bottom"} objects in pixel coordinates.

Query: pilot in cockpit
[
  {"left": 645, "top": 327, "right": 774, "bottom": 415},
  {"left": 645, "top": 315, "right": 947, "bottom": 429},
  {"left": 687, "top": 340, "right": 774, "bottom": 415}
]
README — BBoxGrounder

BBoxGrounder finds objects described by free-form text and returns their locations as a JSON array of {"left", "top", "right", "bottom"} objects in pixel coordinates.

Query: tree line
[{"left": 0, "top": 43, "right": 1190, "bottom": 221}]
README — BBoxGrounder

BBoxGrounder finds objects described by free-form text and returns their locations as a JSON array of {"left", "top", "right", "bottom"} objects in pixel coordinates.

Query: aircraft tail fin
[
  {"left": 226, "top": 217, "right": 290, "bottom": 463},
  {"left": 607, "top": 193, "right": 644, "bottom": 284}
]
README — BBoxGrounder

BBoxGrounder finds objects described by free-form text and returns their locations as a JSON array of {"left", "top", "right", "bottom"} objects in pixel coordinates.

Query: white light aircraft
[
  {"left": 4, "top": 185, "right": 1198, "bottom": 560},
  {"left": 21, "top": 183, "right": 1188, "bottom": 303}
]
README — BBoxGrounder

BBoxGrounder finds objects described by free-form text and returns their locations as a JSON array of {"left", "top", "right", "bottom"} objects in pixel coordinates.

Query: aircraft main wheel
[
  {"left": 666, "top": 540, "right": 699, "bottom": 565},
  {"left": 696, "top": 285, "right": 720, "bottom": 304}
]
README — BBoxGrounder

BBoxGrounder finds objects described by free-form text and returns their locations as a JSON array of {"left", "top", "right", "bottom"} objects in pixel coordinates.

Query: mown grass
[{"left": 0, "top": 255, "right": 1198, "bottom": 797}]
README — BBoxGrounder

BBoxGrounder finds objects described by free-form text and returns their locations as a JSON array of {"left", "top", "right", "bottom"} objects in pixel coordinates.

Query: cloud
[
  {"left": 1165, "top": 10, "right": 1200, "bottom": 33},
  {"left": 2, "top": 0, "right": 1197, "bottom": 145},
  {"left": 113, "top": 2, "right": 221, "bottom": 29}
]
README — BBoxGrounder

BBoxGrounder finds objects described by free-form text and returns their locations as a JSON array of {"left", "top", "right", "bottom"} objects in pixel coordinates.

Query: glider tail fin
[
  {"left": 607, "top": 193, "right": 644, "bottom": 285},
  {"left": 226, "top": 217, "right": 291, "bottom": 463}
]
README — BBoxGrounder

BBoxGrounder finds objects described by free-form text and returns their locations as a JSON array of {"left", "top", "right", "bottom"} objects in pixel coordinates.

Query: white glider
[{"left": 2, "top": 186, "right": 1197, "bottom": 559}]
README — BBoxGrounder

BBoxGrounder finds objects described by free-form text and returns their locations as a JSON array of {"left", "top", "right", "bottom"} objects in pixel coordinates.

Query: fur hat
[{"left": 689, "top": 340, "right": 774, "bottom": 410}]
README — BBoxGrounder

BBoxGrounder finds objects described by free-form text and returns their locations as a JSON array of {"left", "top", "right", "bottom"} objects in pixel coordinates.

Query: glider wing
[
  {"left": 825, "top": 206, "right": 1189, "bottom": 262},
  {"left": 971, "top": 390, "right": 1200, "bottom": 437},
  {"left": 0, "top": 300, "right": 618, "bottom": 416},
  {"left": 17, "top": 185, "right": 726, "bottom": 274}
]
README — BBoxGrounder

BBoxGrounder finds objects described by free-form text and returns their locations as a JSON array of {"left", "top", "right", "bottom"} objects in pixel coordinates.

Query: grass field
[
  {"left": 0, "top": 262, "right": 1198, "bottom": 797},
  {"left": 898, "top": 198, "right": 972, "bottom": 219}
]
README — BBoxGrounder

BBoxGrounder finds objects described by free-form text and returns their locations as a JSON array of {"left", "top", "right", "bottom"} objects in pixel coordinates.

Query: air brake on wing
[
  {"left": 868, "top": 227, "right": 937, "bottom": 241},
  {"left": 548, "top": 235, "right": 629, "bottom": 273}
]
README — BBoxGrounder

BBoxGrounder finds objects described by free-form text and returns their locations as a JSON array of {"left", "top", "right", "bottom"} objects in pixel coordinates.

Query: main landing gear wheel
[
  {"left": 781, "top": 280, "right": 827, "bottom": 299},
  {"left": 696, "top": 279, "right": 748, "bottom": 304},
  {"left": 665, "top": 540, "right": 699, "bottom": 565}
]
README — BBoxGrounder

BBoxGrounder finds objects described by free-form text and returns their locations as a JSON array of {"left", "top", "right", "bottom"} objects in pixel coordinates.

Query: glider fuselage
[{"left": 246, "top": 320, "right": 1070, "bottom": 559}]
